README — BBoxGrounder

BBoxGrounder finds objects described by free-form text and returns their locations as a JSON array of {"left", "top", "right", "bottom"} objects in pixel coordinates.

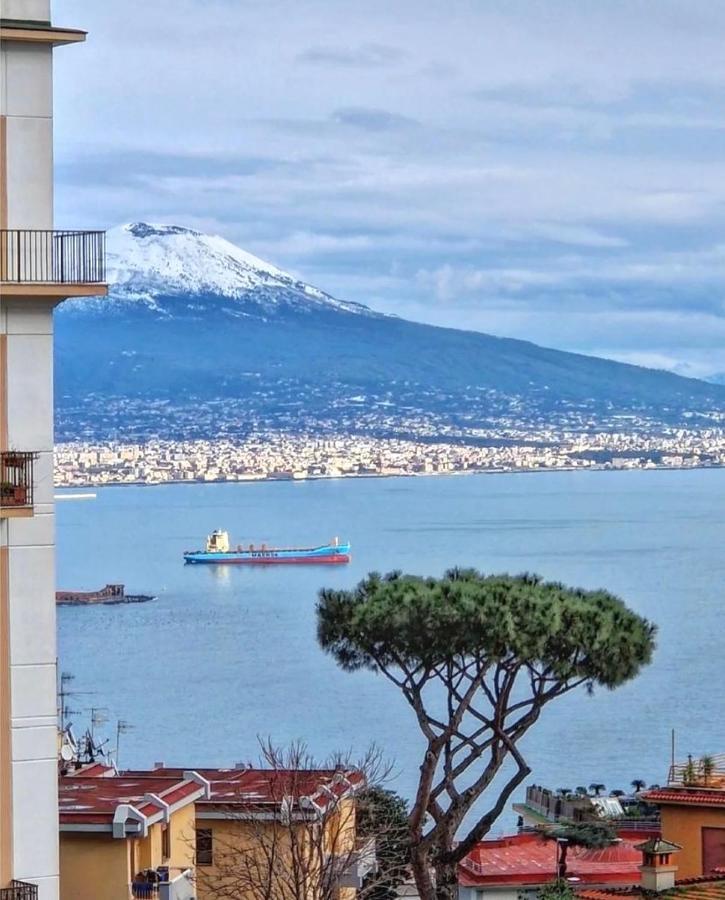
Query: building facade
[
  {"left": 58, "top": 771, "right": 206, "bottom": 900},
  {"left": 0, "top": 2, "right": 106, "bottom": 897},
  {"left": 642, "top": 754, "right": 725, "bottom": 879}
]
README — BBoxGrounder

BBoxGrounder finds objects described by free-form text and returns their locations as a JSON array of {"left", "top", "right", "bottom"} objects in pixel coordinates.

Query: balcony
[
  {"left": 0, "top": 229, "right": 106, "bottom": 300},
  {"left": 335, "top": 838, "right": 378, "bottom": 890},
  {"left": 0, "top": 881, "right": 38, "bottom": 900},
  {"left": 130, "top": 868, "right": 195, "bottom": 900},
  {"left": 0, "top": 452, "right": 36, "bottom": 518}
]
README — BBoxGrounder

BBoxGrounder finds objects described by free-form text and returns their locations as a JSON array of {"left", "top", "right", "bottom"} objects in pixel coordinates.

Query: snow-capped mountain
[
  {"left": 54, "top": 221, "right": 725, "bottom": 442},
  {"left": 68, "top": 222, "right": 373, "bottom": 317}
]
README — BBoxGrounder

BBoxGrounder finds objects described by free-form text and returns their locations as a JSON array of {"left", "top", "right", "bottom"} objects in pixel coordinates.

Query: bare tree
[{"left": 196, "top": 740, "right": 408, "bottom": 900}]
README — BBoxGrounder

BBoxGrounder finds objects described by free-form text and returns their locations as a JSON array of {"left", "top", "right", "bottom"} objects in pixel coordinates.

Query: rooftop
[
  {"left": 58, "top": 773, "right": 206, "bottom": 828},
  {"left": 459, "top": 832, "right": 643, "bottom": 887},
  {"left": 643, "top": 788, "right": 725, "bottom": 808},
  {"left": 72, "top": 764, "right": 366, "bottom": 815},
  {"left": 577, "top": 875, "right": 725, "bottom": 900},
  {"left": 664, "top": 755, "right": 725, "bottom": 792}
]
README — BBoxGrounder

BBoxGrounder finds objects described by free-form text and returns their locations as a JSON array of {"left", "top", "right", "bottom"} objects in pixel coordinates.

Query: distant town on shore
[{"left": 54, "top": 425, "right": 725, "bottom": 487}]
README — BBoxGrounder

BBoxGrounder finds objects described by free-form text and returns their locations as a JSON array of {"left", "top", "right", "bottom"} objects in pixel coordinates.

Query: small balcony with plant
[{"left": 0, "top": 451, "right": 36, "bottom": 518}]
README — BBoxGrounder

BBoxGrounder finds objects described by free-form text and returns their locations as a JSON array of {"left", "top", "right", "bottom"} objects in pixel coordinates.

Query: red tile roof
[
  {"left": 58, "top": 774, "right": 204, "bottom": 827},
  {"left": 459, "top": 833, "right": 642, "bottom": 887},
  {"left": 69, "top": 762, "right": 115, "bottom": 778},
  {"left": 643, "top": 788, "right": 725, "bottom": 808},
  {"left": 121, "top": 766, "right": 365, "bottom": 811}
]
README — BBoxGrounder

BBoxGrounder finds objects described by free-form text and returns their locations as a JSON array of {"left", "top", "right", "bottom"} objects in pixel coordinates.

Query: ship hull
[{"left": 183, "top": 543, "right": 351, "bottom": 566}]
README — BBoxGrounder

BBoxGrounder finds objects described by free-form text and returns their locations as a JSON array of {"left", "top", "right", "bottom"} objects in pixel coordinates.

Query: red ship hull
[{"left": 216, "top": 554, "right": 350, "bottom": 565}]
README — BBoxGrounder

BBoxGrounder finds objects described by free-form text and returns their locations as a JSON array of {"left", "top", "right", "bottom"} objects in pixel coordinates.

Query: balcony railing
[
  {"left": 668, "top": 754, "right": 725, "bottom": 789},
  {"left": 0, "top": 881, "right": 38, "bottom": 900},
  {"left": 0, "top": 230, "right": 106, "bottom": 284},
  {"left": 130, "top": 868, "right": 195, "bottom": 900},
  {"left": 0, "top": 452, "right": 36, "bottom": 510}
]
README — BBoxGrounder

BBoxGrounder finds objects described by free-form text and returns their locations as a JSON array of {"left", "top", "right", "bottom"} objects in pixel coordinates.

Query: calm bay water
[{"left": 57, "top": 469, "right": 725, "bottom": 830}]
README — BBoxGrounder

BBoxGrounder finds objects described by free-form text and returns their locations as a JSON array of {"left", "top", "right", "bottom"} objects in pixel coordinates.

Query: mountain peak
[
  {"left": 124, "top": 222, "right": 202, "bottom": 239},
  {"left": 73, "top": 222, "right": 375, "bottom": 318}
]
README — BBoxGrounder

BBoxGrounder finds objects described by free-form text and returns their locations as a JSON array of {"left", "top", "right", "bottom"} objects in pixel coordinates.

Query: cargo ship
[{"left": 183, "top": 530, "right": 351, "bottom": 565}]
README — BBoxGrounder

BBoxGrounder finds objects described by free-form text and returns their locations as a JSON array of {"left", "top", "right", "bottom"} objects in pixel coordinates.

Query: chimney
[
  {"left": 635, "top": 838, "right": 682, "bottom": 893},
  {"left": 153, "top": 761, "right": 165, "bottom": 769}
]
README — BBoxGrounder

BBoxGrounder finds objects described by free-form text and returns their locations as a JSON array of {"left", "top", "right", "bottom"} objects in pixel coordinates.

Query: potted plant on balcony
[
  {"left": 682, "top": 757, "right": 697, "bottom": 785},
  {"left": 0, "top": 482, "right": 27, "bottom": 506},
  {"left": 700, "top": 755, "right": 715, "bottom": 785}
]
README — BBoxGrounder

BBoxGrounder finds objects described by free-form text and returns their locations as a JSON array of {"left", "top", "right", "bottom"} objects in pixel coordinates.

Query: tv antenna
[
  {"left": 57, "top": 671, "right": 94, "bottom": 732},
  {"left": 114, "top": 719, "right": 134, "bottom": 770}
]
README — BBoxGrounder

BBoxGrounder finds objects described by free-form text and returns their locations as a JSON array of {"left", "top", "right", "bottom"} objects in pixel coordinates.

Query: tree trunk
[
  {"left": 410, "top": 845, "right": 436, "bottom": 900},
  {"left": 434, "top": 859, "right": 459, "bottom": 900},
  {"left": 557, "top": 843, "right": 569, "bottom": 880}
]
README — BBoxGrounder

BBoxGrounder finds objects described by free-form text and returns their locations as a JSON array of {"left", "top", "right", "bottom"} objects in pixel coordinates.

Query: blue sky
[{"left": 53, "top": 0, "right": 725, "bottom": 377}]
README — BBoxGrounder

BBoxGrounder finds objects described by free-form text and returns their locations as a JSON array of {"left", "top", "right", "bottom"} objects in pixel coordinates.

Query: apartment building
[
  {"left": 0, "top": 2, "right": 106, "bottom": 897},
  {"left": 58, "top": 770, "right": 206, "bottom": 900},
  {"left": 66, "top": 762, "right": 372, "bottom": 900}
]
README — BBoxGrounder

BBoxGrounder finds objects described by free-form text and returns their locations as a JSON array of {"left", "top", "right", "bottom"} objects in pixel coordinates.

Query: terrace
[{"left": 668, "top": 756, "right": 725, "bottom": 790}]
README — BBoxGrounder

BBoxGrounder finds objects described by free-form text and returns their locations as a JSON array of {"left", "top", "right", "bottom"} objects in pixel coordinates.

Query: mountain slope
[{"left": 54, "top": 223, "right": 725, "bottom": 441}]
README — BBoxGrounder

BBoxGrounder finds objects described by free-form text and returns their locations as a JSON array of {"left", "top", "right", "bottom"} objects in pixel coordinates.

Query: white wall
[
  {"left": 0, "top": 41, "right": 54, "bottom": 229},
  {"left": 1, "top": 299, "right": 59, "bottom": 900},
  {"left": 2, "top": 1, "right": 51, "bottom": 23},
  {"left": 1, "top": 7, "right": 84, "bottom": 899},
  {"left": 459, "top": 887, "right": 539, "bottom": 900}
]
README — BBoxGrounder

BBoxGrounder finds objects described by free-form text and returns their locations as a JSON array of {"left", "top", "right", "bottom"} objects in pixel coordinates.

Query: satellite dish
[{"left": 60, "top": 744, "right": 74, "bottom": 762}]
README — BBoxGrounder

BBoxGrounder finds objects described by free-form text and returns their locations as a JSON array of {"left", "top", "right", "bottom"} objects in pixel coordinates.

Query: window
[
  {"left": 161, "top": 822, "right": 171, "bottom": 860},
  {"left": 197, "top": 828, "right": 213, "bottom": 866}
]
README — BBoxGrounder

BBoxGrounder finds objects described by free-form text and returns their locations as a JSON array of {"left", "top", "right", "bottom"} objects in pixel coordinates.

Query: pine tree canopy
[{"left": 317, "top": 569, "right": 656, "bottom": 690}]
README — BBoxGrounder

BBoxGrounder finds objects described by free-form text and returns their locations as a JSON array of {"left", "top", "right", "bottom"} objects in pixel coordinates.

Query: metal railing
[
  {"left": 130, "top": 868, "right": 195, "bottom": 900},
  {"left": 668, "top": 754, "right": 725, "bottom": 788},
  {"left": 0, "top": 881, "right": 38, "bottom": 900},
  {"left": 131, "top": 885, "right": 160, "bottom": 899},
  {"left": 0, "top": 230, "right": 106, "bottom": 283},
  {"left": 0, "top": 452, "right": 36, "bottom": 510}
]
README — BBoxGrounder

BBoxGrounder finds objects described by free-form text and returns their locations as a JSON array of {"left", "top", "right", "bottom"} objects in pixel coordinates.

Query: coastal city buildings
[
  {"left": 0, "top": 2, "right": 106, "bottom": 897},
  {"left": 53, "top": 428, "right": 725, "bottom": 488}
]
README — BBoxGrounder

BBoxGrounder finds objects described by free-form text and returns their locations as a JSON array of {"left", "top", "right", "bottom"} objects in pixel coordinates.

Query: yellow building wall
[
  {"left": 660, "top": 804, "right": 725, "bottom": 878},
  {"left": 136, "top": 824, "right": 159, "bottom": 871},
  {"left": 60, "top": 833, "right": 131, "bottom": 900},
  {"left": 60, "top": 805, "right": 198, "bottom": 900},
  {"left": 134, "top": 805, "right": 197, "bottom": 876},
  {"left": 170, "top": 802, "right": 197, "bottom": 872},
  {"left": 196, "top": 798, "right": 359, "bottom": 900}
]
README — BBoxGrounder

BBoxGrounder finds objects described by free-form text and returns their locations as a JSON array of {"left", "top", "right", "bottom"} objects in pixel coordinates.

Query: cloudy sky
[{"left": 53, "top": 0, "right": 725, "bottom": 377}]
